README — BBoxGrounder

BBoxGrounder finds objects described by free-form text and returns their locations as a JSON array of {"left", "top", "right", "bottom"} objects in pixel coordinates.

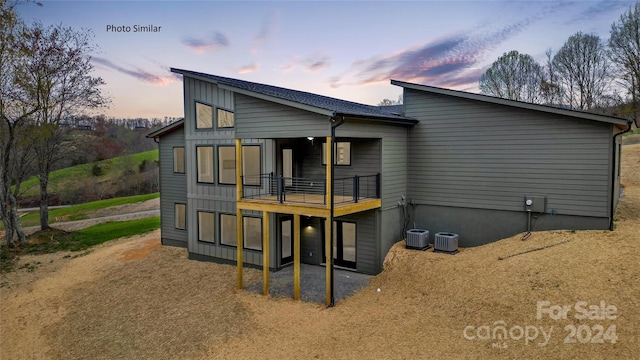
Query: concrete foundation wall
[{"left": 411, "top": 204, "right": 610, "bottom": 247}]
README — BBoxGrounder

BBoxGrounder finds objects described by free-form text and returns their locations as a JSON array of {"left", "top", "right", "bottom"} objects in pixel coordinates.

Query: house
[{"left": 148, "top": 68, "right": 630, "bottom": 305}]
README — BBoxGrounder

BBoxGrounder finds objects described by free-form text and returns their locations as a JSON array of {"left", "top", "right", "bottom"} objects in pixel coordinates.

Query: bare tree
[
  {"left": 551, "top": 32, "right": 612, "bottom": 111},
  {"left": 541, "top": 48, "right": 563, "bottom": 106},
  {"left": 377, "top": 95, "right": 403, "bottom": 106},
  {"left": 609, "top": 2, "right": 640, "bottom": 125},
  {"left": 479, "top": 50, "right": 544, "bottom": 103},
  {"left": 24, "top": 21, "right": 107, "bottom": 229},
  {"left": 0, "top": 0, "right": 40, "bottom": 246}
]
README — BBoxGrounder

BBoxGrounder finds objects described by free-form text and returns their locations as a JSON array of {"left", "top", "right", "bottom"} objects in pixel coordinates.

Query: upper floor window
[
  {"left": 217, "top": 108, "right": 235, "bottom": 128},
  {"left": 197, "top": 146, "right": 214, "bottom": 183},
  {"left": 195, "top": 102, "right": 213, "bottom": 129},
  {"left": 242, "top": 145, "right": 261, "bottom": 186},
  {"left": 173, "top": 147, "right": 185, "bottom": 173},
  {"left": 218, "top": 146, "right": 236, "bottom": 185},
  {"left": 217, "top": 145, "right": 261, "bottom": 185},
  {"left": 322, "top": 141, "right": 351, "bottom": 165}
]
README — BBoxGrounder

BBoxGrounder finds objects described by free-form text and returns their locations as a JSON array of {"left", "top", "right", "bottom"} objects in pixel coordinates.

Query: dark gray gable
[{"left": 171, "top": 68, "right": 418, "bottom": 125}]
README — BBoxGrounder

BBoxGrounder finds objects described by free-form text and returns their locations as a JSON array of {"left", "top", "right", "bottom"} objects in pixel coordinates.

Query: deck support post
[
  {"left": 262, "top": 210, "right": 269, "bottom": 296},
  {"left": 236, "top": 138, "right": 243, "bottom": 289},
  {"left": 325, "top": 135, "right": 333, "bottom": 306},
  {"left": 324, "top": 217, "right": 332, "bottom": 305},
  {"left": 293, "top": 214, "right": 301, "bottom": 300}
]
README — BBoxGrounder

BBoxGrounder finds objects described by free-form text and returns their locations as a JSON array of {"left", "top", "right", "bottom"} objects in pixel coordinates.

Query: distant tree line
[
  {"left": 0, "top": 1, "right": 170, "bottom": 247},
  {"left": 479, "top": 2, "right": 640, "bottom": 127},
  {"left": 55, "top": 115, "right": 172, "bottom": 171}
]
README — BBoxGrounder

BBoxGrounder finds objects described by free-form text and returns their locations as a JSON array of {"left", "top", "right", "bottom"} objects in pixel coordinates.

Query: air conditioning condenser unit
[
  {"left": 406, "top": 229, "right": 430, "bottom": 250},
  {"left": 434, "top": 232, "right": 459, "bottom": 254}
]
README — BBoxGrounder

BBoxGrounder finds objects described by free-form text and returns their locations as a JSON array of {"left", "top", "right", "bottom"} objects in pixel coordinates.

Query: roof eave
[
  {"left": 217, "top": 83, "right": 336, "bottom": 117},
  {"left": 335, "top": 112, "right": 418, "bottom": 125},
  {"left": 146, "top": 118, "right": 184, "bottom": 138},
  {"left": 392, "top": 80, "right": 629, "bottom": 126}
]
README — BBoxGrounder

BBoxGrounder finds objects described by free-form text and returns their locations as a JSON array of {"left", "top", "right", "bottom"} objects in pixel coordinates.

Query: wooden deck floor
[
  {"left": 243, "top": 193, "right": 375, "bottom": 207},
  {"left": 238, "top": 193, "right": 381, "bottom": 217}
]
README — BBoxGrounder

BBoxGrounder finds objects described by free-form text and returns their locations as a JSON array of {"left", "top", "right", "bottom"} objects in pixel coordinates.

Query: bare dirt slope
[{"left": 1, "top": 145, "right": 639, "bottom": 359}]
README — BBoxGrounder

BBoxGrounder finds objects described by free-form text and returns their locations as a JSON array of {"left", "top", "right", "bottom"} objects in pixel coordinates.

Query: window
[
  {"left": 322, "top": 142, "right": 351, "bottom": 165},
  {"left": 217, "top": 145, "right": 262, "bottom": 185},
  {"left": 197, "top": 146, "right": 214, "bottom": 183},
  {"left": 220, "top": 214, "right": 237, "bottom": 247},
  {"left": 218, "top": 146, "right": 236, "bottom": 184},
  {"left": 217, "top": 108, "right": 235, "bottom": 128},
  {"left": 198, "top": 211, "right": 215, "bottom": 243},
  {"left": 173, "top": 147, "right": 185, "bottom": 173},
  {"left": 243, "top": 216, "right": 262, "bottom": 251},
  {"left": 195, "top": 102, "right": 213, "bottom": 129},
  {"left": 175, "top": 203, "right": 186, "bottom": 230},
  {"left": 243, "top": 145, "right": 261, "bottom": 186}
]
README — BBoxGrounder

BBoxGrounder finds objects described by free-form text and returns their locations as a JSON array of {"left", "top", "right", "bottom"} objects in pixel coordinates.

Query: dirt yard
[{"left": 1, "top": 145, "right": 639, "bottom": 359}]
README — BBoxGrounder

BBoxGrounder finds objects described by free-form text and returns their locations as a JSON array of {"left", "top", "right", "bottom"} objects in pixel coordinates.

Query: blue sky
[{"left": 17, "top": 0, "right": 635, "bottom": 119}]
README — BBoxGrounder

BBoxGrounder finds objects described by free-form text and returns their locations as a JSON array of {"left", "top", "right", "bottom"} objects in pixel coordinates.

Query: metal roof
[
  {"left": 391, "top": 80, "right": 630, "bottom": 127},
  {"left": 171, "top": 68, "right": 418, "bottom": 125}
]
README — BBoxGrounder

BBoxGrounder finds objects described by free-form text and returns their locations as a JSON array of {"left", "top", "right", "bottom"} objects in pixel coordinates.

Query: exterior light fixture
[{"left": 307, "top": 137, "right": 314, "bottom": 141}]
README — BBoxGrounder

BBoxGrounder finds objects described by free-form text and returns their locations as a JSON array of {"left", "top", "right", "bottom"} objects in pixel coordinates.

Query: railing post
[
  {"left": 354, "top": 175, "right": 359, "bottom": 203},
  {"left": 269, "top": 172, "right": 274, "bottom": 195},
  {"left": 282, "top": 176, "right": 286, "bottom": 202},
  {"left": 323, "top": 180, "right": 326, "bottom": 205},
  {"left": 278, "top": 176, "right": 283, "bottom": 203},
  {"left": 376, "top": 173, "right": 381, "bottom": 198}
]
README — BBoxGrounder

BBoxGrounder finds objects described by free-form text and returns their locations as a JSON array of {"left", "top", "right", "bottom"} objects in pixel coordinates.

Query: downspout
[
  {"left": 609, "top": 120, "right": 633, "bottom": 230},
  {"left": 329, "top": 115, "right": 345, "bottom": 307}
]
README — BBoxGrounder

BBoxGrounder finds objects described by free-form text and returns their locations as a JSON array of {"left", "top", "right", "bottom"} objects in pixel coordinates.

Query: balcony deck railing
[{"left": 242, "top": 173, "right": 380, "bottom": 206}]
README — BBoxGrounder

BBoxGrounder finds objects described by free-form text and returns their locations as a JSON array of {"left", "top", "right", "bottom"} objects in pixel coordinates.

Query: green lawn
[
  {"left": 1, "top": 217, "right": 160, "bottom": 272},
  {"left": 66, "top": 216, "right": 160, "bottom": 251},
  {"left": 13, "top": 193, "right": 159, "bottom": 228}
]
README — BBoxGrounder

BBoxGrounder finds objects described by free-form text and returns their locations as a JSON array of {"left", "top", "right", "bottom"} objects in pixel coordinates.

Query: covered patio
[{"left": 245, "top": 264, "right": 372, "bottom": 303}]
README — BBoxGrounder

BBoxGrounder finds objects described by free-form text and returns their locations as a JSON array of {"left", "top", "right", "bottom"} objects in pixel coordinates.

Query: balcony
[{"left": 239, "top": 173, "right": 381, "bottom": 216}]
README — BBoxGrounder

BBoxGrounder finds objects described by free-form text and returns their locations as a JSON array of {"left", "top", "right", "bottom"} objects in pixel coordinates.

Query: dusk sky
[{"left": 17, "top": 0, "right": 636, "bottom": 120}]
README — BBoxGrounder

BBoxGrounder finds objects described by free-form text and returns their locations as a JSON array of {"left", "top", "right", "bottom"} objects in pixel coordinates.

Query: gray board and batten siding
[
  {"left": 401, "top": 86, "right": 619, "bottom": 246},
  {"left": 182, "top": 75, "right": 279, "bottom": 268},
  {"left": 157, "top": 125, "right": 188, "bottom": 247}
]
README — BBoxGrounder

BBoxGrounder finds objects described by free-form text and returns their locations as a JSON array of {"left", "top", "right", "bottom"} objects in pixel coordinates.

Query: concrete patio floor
[{"left": 245, "top": 264, "right": 372, "bottom": 304}]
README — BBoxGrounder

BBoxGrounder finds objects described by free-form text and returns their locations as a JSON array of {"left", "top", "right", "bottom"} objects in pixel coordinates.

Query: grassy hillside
[
  {"left": 17, "top": 193, "right": 159, "bottom": 228},
  {"left": 18, "top": 150, "right": 158, "bottom": 205}
]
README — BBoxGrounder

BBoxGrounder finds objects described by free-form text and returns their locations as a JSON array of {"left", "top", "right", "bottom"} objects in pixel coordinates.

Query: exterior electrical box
[{"left": 524, "top": 196, "right": 546, "bottom": 213}]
